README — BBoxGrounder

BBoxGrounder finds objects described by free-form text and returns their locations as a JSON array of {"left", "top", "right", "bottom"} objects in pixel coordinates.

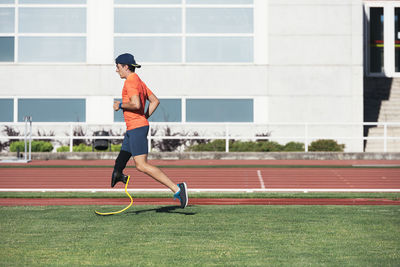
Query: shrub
[
  {"left": 56, "top": 146, "right": 70, "bottom": 152},
  {"left": 308, "top": 139, "right": 345, "bottom": 152},
  {"left": 72, "top": 126, "right": 91, "bottom": 146},
  {"left": 0, "top": 126, "right": 21, "bottom": 152},
  {"left": 72, "top": 143, "right": 92, "bottom": 152},
  {"left": 230, "top": 141, "right": 284, "bottom": 152},
  {"left": 283, "top": 142, "right": 305, "bottom": 152},
  {"left": 111, "top": 144, "right": 121, "bottom": 152},
  {"left": 188, "top": 139, "right": 226, "bottom": 152},
  {"left": 10, "top": 141, "right": 53, "bottom": 152},
  {"left": 151, "top": 127, "right": 186, "bottom": 152},
  {"left": 56, "top": 144, "right": 121, "bottom": 152},
  {"left": 258, "top": 141, "right": 284, "bottom": 152},
  {"left": 188, "top": 140, "right": 285, "bottom": 152}
]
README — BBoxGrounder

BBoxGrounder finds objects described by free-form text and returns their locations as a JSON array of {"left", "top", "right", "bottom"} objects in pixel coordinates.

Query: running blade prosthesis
[{"left": 95, "top": 175, "right": 133, "bottom": 216}]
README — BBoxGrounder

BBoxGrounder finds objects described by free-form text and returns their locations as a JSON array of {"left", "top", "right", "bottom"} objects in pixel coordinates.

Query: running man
[{"left": 111, "top": 53, "right": 188, "bottom": 208}]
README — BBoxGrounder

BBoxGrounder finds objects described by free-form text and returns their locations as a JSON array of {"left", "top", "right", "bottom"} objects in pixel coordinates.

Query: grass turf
[
  {"left": 0, "top": 205, "right": 399, "bottom": 266},
  {"left": 0, "top": 192, "right": 399, "bottom": 200}
]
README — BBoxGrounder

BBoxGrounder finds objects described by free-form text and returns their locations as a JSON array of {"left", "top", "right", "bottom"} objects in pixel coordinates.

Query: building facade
[{"left": 1, "top": 0, "right": 398, "bottom": 152}]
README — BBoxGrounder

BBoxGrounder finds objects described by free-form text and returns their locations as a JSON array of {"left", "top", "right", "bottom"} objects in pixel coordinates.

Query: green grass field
[
  {"left": 1, "top": 192, "right": 399, "bottom": 200},
  {"left": 1, "top": 205, "right": 399, "bottom": 266}
]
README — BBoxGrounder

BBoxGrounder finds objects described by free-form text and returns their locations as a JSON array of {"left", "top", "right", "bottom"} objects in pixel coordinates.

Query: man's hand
[{"left": 113, "top": 100, "right": 121, "bottom": 111}]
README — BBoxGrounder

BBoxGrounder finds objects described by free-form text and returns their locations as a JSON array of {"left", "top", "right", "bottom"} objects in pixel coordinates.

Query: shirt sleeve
[{"left": 145, "top": 84, "right": 153, "bottom": 97}]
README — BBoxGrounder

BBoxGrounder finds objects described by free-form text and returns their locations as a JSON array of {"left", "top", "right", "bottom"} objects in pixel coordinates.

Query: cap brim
[{"left": 131, "top": 64, "right": 141, "bottom": 68}]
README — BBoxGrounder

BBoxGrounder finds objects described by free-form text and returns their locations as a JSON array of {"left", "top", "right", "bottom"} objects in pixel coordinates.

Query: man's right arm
[{"left": 145, "top": 94, "right": 160, "bottom": 119}]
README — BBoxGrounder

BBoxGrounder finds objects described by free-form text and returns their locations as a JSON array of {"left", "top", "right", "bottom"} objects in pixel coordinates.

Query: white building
[{"left": 0, "top": 0, "right": 399, "bottom": 152}]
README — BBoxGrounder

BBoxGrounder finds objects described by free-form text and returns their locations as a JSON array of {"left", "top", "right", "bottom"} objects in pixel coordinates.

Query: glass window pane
[
  {"left": 18, "top": 99, "right": 86, "bottom": 122},
  {"left": 187, "top": 37, "right": 253, "bottom": 62},
  {"left": 187, "top": 0, "right": 253, "bottom": 4},
  {"left": 114, "top": 98, "right": 124, "bottom": 122},
  {"left": 369, "top": 7, "right": 384, "bottom": 73},
  {"left": 115, "top": 8, "right": 181, "bottom": 33},
  {"left": 115, "top": 37, "right": 181, "bottom": 62},
  {"left": 0, "top": 0, "right": 15, "bottom": 3},
  {"left": 186, "top": 99, "right": 253, "bottom": 122},
  {"left": 149, "top": 99, "right": 181, "bottom": 122},
  {"left": 19, "top": 0, "right": 86, "bottom": 4},
  {"left": 19, "top": 37, "right": 86, "bottom": 62},
  {"left": 115, "top": 0, "right": 181, "bottom": 4},
  {"left": 114, "top": 98, "right": 181, "bottom": 122},
  {"left": 19, "top": 8, "right": 86, "bottom": 33},
  {"left": 187, "top": 8, "right": 253, "bottom": 33},
  {"left": 0, "top": 37, "right": 14, "bottom": 62},
  {"left": 0, "top": 99, "right": 13, "bottom": 122},
  {"left": 0, "top": 8, "right": 14, "bottom": 33}
]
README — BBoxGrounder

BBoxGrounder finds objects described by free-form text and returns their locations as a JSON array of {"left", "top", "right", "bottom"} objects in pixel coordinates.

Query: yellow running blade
[{"left": 95, "top": 175, "right": 133, "bottom": 216}]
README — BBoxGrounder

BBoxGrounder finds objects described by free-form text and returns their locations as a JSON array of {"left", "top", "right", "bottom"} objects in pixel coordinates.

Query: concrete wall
[
  {"left": 0, "top": 0, "right": 365, "bottom": 152},
  {"left": 266, "top": 0, "right": 363, "bottom": 151}
]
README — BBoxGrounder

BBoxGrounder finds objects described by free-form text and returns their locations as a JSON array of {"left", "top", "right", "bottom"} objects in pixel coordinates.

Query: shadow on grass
[{"left": 126, "top": 205, "right": 196, "bottom": 216}]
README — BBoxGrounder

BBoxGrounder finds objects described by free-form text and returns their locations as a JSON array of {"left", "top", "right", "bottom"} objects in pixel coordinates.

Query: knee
[{"left": 135, "top": 162, "right": 148, "bottom": 173}]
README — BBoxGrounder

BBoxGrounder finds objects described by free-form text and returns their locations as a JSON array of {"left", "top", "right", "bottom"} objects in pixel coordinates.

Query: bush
[
  {"left": 230, "top": 141, "right": 284, "bottom": 152},
  {"left": 73, "top": 143, "right": 93, "bottom": 152},
  {"left": 10, "top": 141, "right": 53, "bottom": 152},
  {"left": 151, "top": 127, "right": 186, "bottom": 152},
  {"left": 56, "top": 144, "right": 122, "bottom": 152},
  {"left": 188, "top": 140, "right": 226, "bottom": 152},
  {"left": 308, "top": 139, "right": 345, "bottom": 152},
  {"left": 56, "top": 146, "right": 70, "bottom": 152},
  {"left": 283, "top": 142, "right": 305, "bottom": 152},
  {"left": 111, "top": 144, "right": 121, "bottom": 152},
  {"left": 188, "top": 140, "right": 285, "bottom": 152}
]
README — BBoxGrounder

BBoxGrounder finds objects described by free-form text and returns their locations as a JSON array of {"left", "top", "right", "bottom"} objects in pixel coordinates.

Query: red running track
[{"left": 0, "top": 160, "right": 399, "bottom": 190}]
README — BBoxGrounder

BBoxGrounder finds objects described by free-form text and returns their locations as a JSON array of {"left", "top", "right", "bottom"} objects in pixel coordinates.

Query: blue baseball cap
[{"left": 115, "top": 53, "right": 141, "bottom": 68}]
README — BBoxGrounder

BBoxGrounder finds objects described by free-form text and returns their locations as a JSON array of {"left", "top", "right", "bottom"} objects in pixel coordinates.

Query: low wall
[{"left": 1, "top": 152, "right": 400, "bottom": 161}]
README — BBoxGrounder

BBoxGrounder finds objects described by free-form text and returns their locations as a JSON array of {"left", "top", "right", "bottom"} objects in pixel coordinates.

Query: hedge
[
  {"left": 10, "top": 141, "right": 53, "bottom": 152},
  {"left": 187, "top": 139, "right": 343, "bottom": 152},
  {"left": 308, "top": 139, "right": 345, "bottom": 152},
  {"left": 56, "top": 144, "right": 122, "bottom": 152}
]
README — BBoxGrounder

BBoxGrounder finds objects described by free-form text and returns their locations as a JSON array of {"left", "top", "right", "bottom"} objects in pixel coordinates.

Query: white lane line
[{"left": 257, "top": 170, "right": 265, "bottom": 189}]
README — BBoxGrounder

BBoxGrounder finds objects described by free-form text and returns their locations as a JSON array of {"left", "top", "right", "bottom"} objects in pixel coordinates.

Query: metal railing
[{"left": 0, "top": 122, "right": 399, "bottom": 153}]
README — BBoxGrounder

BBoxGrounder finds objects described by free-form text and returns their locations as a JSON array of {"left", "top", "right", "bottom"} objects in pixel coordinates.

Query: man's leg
[
  {"left": 134, "top": 154, "right": 179, "bottom": 193},
  {"left": 111, "top": 150, "right": 131, "bottom": 188},
  {"left": 134, "top": 154, "right": 188, "bottom": 208}
]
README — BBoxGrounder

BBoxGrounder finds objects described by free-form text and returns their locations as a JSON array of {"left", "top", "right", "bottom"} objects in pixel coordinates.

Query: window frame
[
  {"left": 113, "top": 0, "right": 255, "bottom": 64},
  {"left": 0, "top": 0, "right": 87, "bottom": 63}
]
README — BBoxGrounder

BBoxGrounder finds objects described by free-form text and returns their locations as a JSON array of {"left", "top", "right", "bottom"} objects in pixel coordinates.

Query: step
[
  {"left": 367, "top": 129, "right": 400, "bottom": 136},
  {"left": 377, "top": 115, "right": 400, "bottom": 120},
  {"left": 365, "top": 140, "right": 400, "bottom": 152}
]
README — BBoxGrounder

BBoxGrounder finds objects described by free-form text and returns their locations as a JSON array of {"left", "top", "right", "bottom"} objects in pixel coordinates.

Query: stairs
[{"left": 365, "top": 78, "right": 400, "bottom": 152}]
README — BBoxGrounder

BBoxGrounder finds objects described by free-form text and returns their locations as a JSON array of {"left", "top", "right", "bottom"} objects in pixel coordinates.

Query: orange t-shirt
[{"left": 122, "top": 73, "right": 153, "bottom": 130}]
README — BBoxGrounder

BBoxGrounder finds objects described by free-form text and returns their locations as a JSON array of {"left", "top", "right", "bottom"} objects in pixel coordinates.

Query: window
[
  {"left": 369, "top": 7, "right": 384, "bottom": 73},
  {"left": 114, "top": 98, "right": 181, "bottom": 122},
  {"left": 186, "top": 99, "right": 253, "bottom": 122},
  {"left": 0, "top": 0, "right": 87, "bottom": 62},
  {"left": 0, "top": 37, "right": 14, "bottom": 62},
  {"left": 186, "top": 37, "right": 253, "bottom": 63},
  {"left": 114, "top": 0, "right": 254, "bottom": 63},
  {"left": 115, "top": 37, "right": 181, "bottom": 62},
  {"left": 0, "top": 7, "right": 14, "bottom": 33},
  {"left": 0, "top": 99, "right": 13, "bottom": 122},
  {"left": 18, "top": 99, "right": 86, "bottom": 122},
  {"left": 19, "top": 37, "right": 86, "bottom": 62}
]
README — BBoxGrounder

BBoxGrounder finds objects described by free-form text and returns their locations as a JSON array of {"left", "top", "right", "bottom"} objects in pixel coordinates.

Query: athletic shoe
[
  {"left": 111, "top": 170, "right": 129, "bottom": 188},
  {"left": 173, "top": 182, "right": 188, "bottom": 208}
]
